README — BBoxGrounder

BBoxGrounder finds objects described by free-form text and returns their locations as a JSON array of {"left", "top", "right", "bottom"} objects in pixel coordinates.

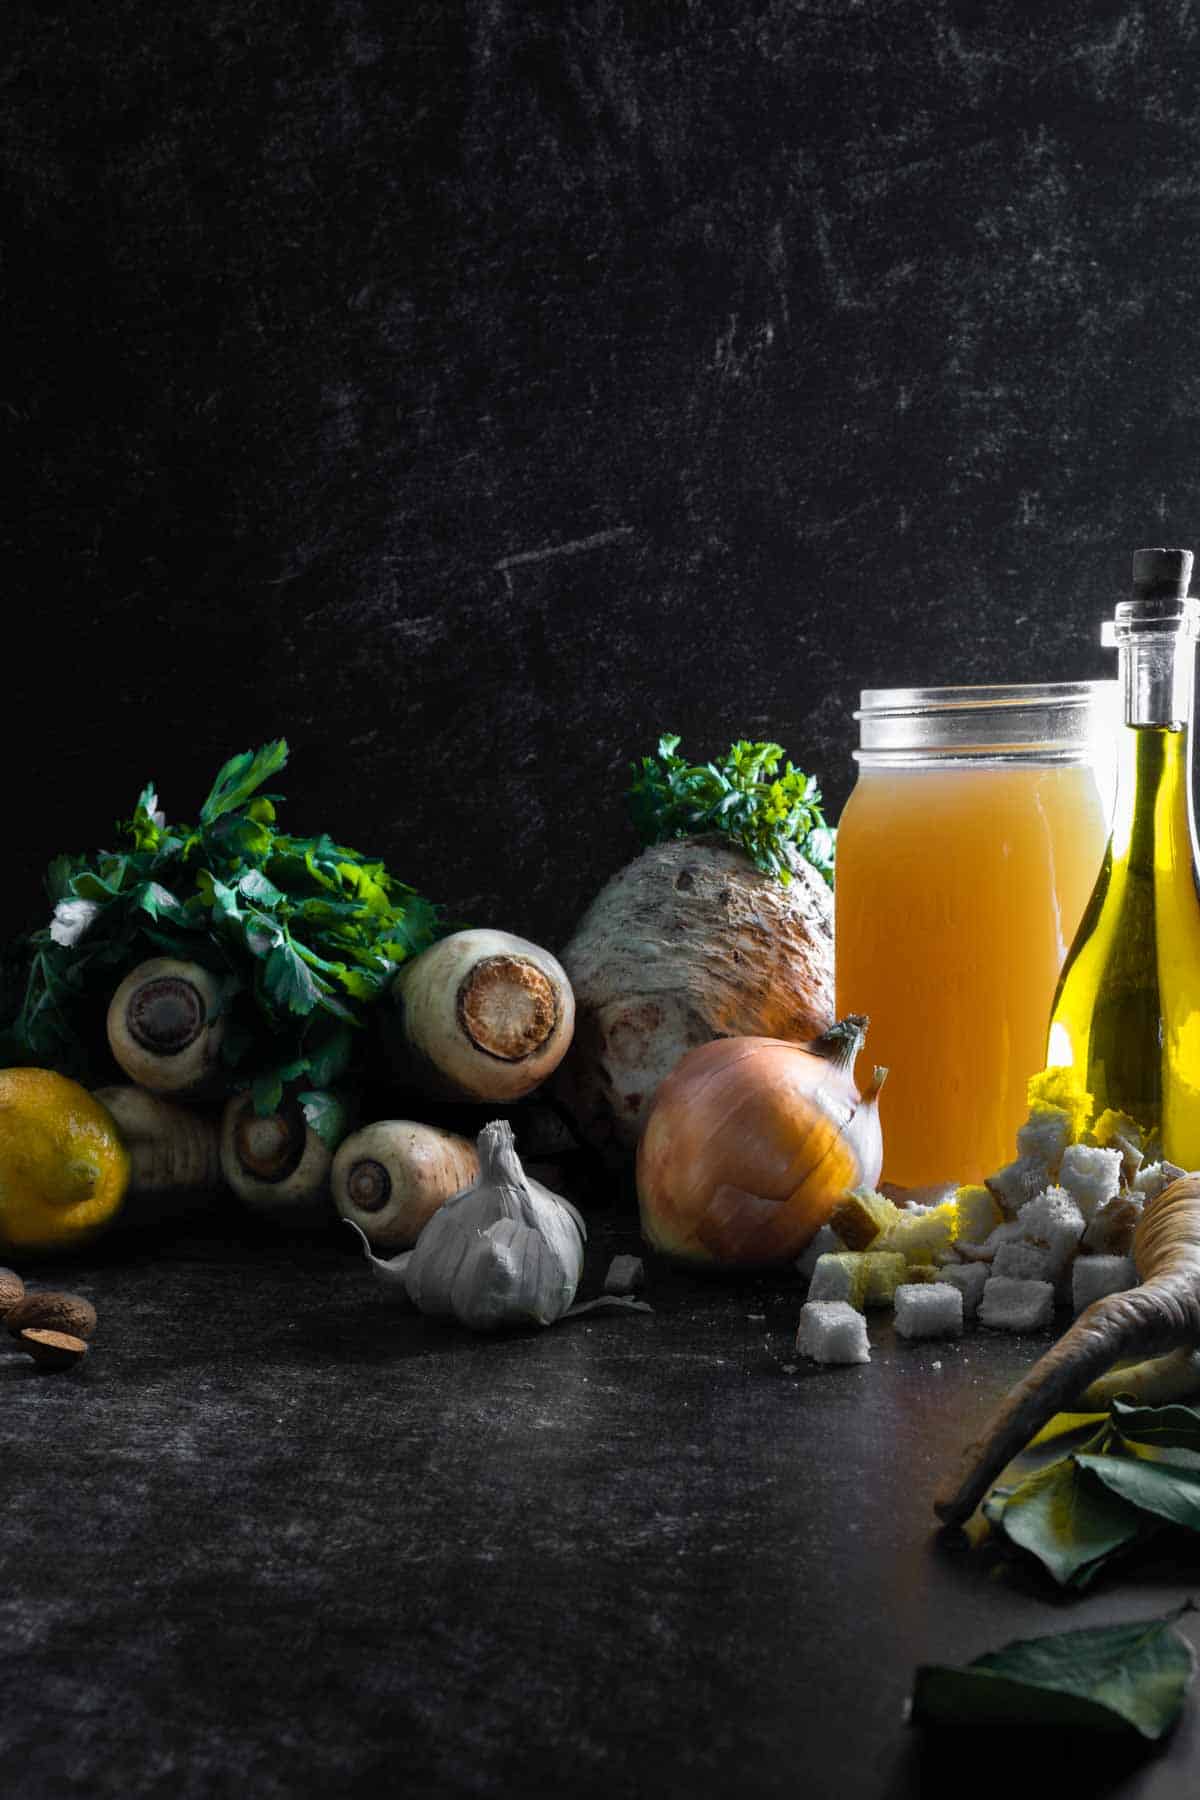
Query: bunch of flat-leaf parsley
[
  {"left": 627, "top": 735, "right": 835, "bottom": 886},
  {"left": 0, "top": 740, "right": 446, "bottom": 1110}
]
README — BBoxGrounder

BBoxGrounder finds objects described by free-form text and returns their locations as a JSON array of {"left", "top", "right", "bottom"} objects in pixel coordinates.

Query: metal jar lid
[{"left": 854, "top": 681, "right": 1120, "bottom": 765}]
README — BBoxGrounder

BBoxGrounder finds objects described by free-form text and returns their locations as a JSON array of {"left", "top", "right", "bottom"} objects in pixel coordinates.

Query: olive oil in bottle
[{"left": 1047, "top": 546, "right": 1200, "bottom": 1165}]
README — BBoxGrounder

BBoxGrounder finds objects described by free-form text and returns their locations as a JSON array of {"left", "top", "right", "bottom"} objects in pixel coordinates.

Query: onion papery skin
[{"left": 636, "top": 1035, "right": 884, "bottom": 1268}]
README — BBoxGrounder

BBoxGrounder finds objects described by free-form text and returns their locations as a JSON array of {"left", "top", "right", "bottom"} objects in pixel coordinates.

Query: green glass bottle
[{"left": 1047, "top": 546, "right": 1200, "bottom": 1164}]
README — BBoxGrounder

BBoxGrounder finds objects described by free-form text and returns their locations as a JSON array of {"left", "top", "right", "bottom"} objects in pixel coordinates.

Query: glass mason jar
[{"left": 834, "top": 682, "right": 1118, "bottom": 1189}]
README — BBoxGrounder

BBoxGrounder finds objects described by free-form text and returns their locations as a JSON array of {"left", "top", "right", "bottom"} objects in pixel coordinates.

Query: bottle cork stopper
[{"left": 1132, "top": 547, "right": 1194, "bottom": 598}]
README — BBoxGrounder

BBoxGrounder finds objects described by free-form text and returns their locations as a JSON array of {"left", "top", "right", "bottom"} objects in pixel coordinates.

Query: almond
[
  {"left": 5, "top": 1291, "right": 97, "bottom": 1342},
  {"left": 19, "top": 1329, "right": 87, "bottom": 1371},
  {"left": 0, "top": 1268, "right": 23, "bottom": 1320}
]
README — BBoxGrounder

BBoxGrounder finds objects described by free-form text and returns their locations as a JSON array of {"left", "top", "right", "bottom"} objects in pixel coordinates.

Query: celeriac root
[{"left": 934, "top": 1176, "right": 1200, "bottom": 1526}]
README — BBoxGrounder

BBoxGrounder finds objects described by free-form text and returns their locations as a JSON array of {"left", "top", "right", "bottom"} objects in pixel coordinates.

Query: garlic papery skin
[{"left": 403, "top": 1119, "right": 586, "bottom": 1330}]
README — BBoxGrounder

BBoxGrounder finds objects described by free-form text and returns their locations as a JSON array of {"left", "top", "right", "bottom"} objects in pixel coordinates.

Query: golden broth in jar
[{"left": 834, "top": 685, "right": 1116, "bottom": 1188}]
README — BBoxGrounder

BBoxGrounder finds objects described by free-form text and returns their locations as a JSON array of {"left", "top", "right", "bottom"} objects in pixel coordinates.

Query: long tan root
[
  {"left": 934, "top": 1178, "right": 1200, "bottom": 1527},
  {"left": 1078, "top": 1346, "right": 1200, "bottom": 1411}
]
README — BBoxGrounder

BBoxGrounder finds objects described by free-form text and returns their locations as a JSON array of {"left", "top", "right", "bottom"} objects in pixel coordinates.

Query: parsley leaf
[
  {"left": 2, "top": 741, "right": 448, "bottom": 1109},
  {"left": 626, "top": 734, "right": 836, "bottom": 886}
]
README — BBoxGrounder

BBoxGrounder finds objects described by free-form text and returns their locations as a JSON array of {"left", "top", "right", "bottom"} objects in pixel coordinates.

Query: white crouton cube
[
  {"left": 796, "top": 1224, "right": 846, "bottom": 1282},
  {"left": 796, "top": 1301, "right": 871, "bottom": 1365},
  {"left": 954, "top": 1218, "right": 1025, "bottom": 1263},
  {"left": 985, "top": 1155, "right": 1051, "bottom": 1215},
  {"left": 978, "top": 1277, "right": 1056, "bottom": 1332},
  {"left": 894, "top": 1282, "right": 963, "bottom": 1340},
  {"left": 807, "top": 1253, "right": 868, "bottom": 1308},
  {"left": 939, "top": 1262, "right": 990, "bottom": 1320},
  {"left": 808, "top": 1251, "right": 909, "bottom": 1311},
  {"left": 991, "top": 1241, "right": 1056, "bottom": 1282},
  {"left": 1112, "top": 1134, "right": 1144, "bottom": 1181},
  {"left": 1072, "top": 1255, "right": 1138, "bottom": 1313},
  {"left": 859, "top": 1252, "right": 910, "bottom": 1308},
  {"left": 1016, "top": 1186, "right": 1085, "bottom": 1273},
  {"left": 829, "top": 1189, "right": 901, "bottom": 1249},
  {"left": 1057, "top": 1143, "right": 1122, "bottom": 1220},
  {"left": 1089, "top": 1109, "right": 1146, "bottom": 1178},
  {"left": 1016, "top": 1104, "right": 1072, "bottom": 1171},
  {"left": 603, "top": 1255, "right": 645, "bottom": 1296},
  {"left": 1132, "top": 1161, "right": 1165, "bottom": 1199},
  {"left": 1082, "top": 1195, "right": 1142, "bottom": 1256},
  {"left": 954, "top": 1184, "right": 1002, "bottom": 1243},
  {"left": 875, "top": 1199, "right": 957, "bottom": 1263},
  {"left": 1133, "top": 1161, "right": 1185, "bottom": 1201}
]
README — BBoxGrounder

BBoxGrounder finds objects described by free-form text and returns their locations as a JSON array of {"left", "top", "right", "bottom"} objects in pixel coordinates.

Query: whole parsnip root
[
  {"left": 106, "top": 958, "right": 226, "bottom": 1095},
  {"left": 934, "top": 1176, "right": 1200, "bottom": 1527},
  {"left": 93, "top": 1085, "right": 221, "bottom": 1194},
  {"left": 386, "top": 929, "right": 575, "bottom": 1104}
]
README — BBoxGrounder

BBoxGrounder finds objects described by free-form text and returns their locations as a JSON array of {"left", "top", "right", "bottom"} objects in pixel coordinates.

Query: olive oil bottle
[{"left": 1047, "top": 547, "right": 1200, "bottom": 1165}]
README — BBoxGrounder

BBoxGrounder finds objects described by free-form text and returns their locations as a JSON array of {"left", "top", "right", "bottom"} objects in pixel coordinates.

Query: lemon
[{"left": 0, "top": 1068, "right": 131, "bottom": 1253}]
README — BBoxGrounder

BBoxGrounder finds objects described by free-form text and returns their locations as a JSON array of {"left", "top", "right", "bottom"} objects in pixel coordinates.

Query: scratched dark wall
[{"left": 5, "top": 2, "right": 1200, "bottom": 951}]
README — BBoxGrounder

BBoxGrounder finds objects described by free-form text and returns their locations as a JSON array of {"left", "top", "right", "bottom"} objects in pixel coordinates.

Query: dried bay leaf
[
  {"left": 912, "top": 1606, "right": 1196, "bottom": 1739},
  {"left": 1110, "top": 1397, "right": 1200, "bottom": 1454},
  {"left": 1076, "top": 1454, "right": 1200, "bottom": 1534},
  {"left": 984, "top": 1429, "right": 1148, "bottom": 1589}
]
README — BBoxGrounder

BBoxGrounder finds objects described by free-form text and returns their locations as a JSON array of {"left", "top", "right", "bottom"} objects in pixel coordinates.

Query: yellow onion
[{"left": 636, "top": 1016, "right": 886, "bottom": 1267}]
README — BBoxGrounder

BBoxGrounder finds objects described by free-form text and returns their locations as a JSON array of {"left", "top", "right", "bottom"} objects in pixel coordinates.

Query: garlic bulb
[{"left": 397, "top": 1119, "right": 586, "bottom": 1330}]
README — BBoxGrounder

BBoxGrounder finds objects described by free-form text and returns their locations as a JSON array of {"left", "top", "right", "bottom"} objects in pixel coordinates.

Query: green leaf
[
  {"left": 983, "top": 1439, "right": 1147, "bottom": 1588},
  {"left": 1, "top": 740, "right": 450, "bottom": 1097},
  {"left": 218, "top": 1014, "right": 256, "bottom": 1069},
  {"left": 298, "top": 1088, "right": 353, "bottom": 1151},
  {"left": 1026, "top": 1412, "right": 1107, "bottom": 1452},
  {"left": 199, "top": 874, "right": 244, "bottom": 927},
  {"left": 237, "top": 870, "right": 285, "bottom": 908},
  {"left": 251, "top": 1067, "right": 285, "bottom": 1116},
  {"left": 911, "top": 1606, "right": 1197, "bottom": 1739},
  {"left": 198, "top": 740, "right": 290, "bottom": 825},
  {"left": 625, "top": 734, "right": 836, "bottom": 886},
  {"left": 45, "top": 855, "right": 76, "bottom": 904},
  {"left": 263, "top": 941, "right": 322, "bottom": 1016},
  {"left": 304, "top": 1023, "right": 355, "bottom": 1088},
  {"left": 1110, "top": 1398, "right": 1200, "bottom": 1454},
  {"left": 131, "top": 881, "right": 186, "bottom": 922},
  {"left": 1077, "top": 1455, "right": 1200, "bottom": 1532}
]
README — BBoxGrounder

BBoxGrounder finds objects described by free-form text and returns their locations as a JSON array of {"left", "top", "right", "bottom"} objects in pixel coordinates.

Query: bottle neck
[
  {"left": 1109, "top": 724, "right": 1191, "bottom": 874},
  {"left": 1109, "top": 634, "right": 1196, "bottom": 875},
  {"left": 1119, "top": 630, "right": 1197, "bottom": 728}
]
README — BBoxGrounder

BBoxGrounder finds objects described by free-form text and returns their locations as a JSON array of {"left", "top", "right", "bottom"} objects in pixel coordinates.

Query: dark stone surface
[
  {"left": 2, "top": 1197, "right": 1198, "bottom": 1797},
  {"left": 7, "top": 6, "right": 1200, "bottom": 1792},
  {"left": 6, "top": 3, "right": 1200, "bottom": 952}
]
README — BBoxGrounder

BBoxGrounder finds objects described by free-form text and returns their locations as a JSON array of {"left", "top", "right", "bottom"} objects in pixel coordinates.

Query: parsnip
[
  {"left": 93, "top": 1085, "right": 221, "bottom": 1194},
  {"left": 1078, "top": 1346, "right": 1200, "bottom": 1411},
  {"left": 387, "top": 929, "right": 575, "bottom": 1103},
  {"left": 331, "top": 1120, "right": 479, "bottom": 1253},
  {"left": 220, "top": 1093, "right": 334, "bottom": 1224},
  {"left": 935, "top": 1176, "right": 1200, "bottom": 1526},
  {"left": 107, "top": 958, "right": 225, "bottom": 1095}
]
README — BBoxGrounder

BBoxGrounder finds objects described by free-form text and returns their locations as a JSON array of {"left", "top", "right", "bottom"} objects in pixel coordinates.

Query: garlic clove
[
  {"left": 401, "top": 1119, "right": 585, "bottom": 1330},
  {"left": 343, "top": 1220, "right": 413, "bottom": 1304}
]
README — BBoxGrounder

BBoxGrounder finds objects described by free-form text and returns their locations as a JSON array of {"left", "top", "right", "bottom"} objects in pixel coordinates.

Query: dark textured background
[
  {"left": 7, "top": 0, "right": 1200, "bottom": 953},
  {"left": 8, "top": 9, "right": 1200, "bottom": 1796}
]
